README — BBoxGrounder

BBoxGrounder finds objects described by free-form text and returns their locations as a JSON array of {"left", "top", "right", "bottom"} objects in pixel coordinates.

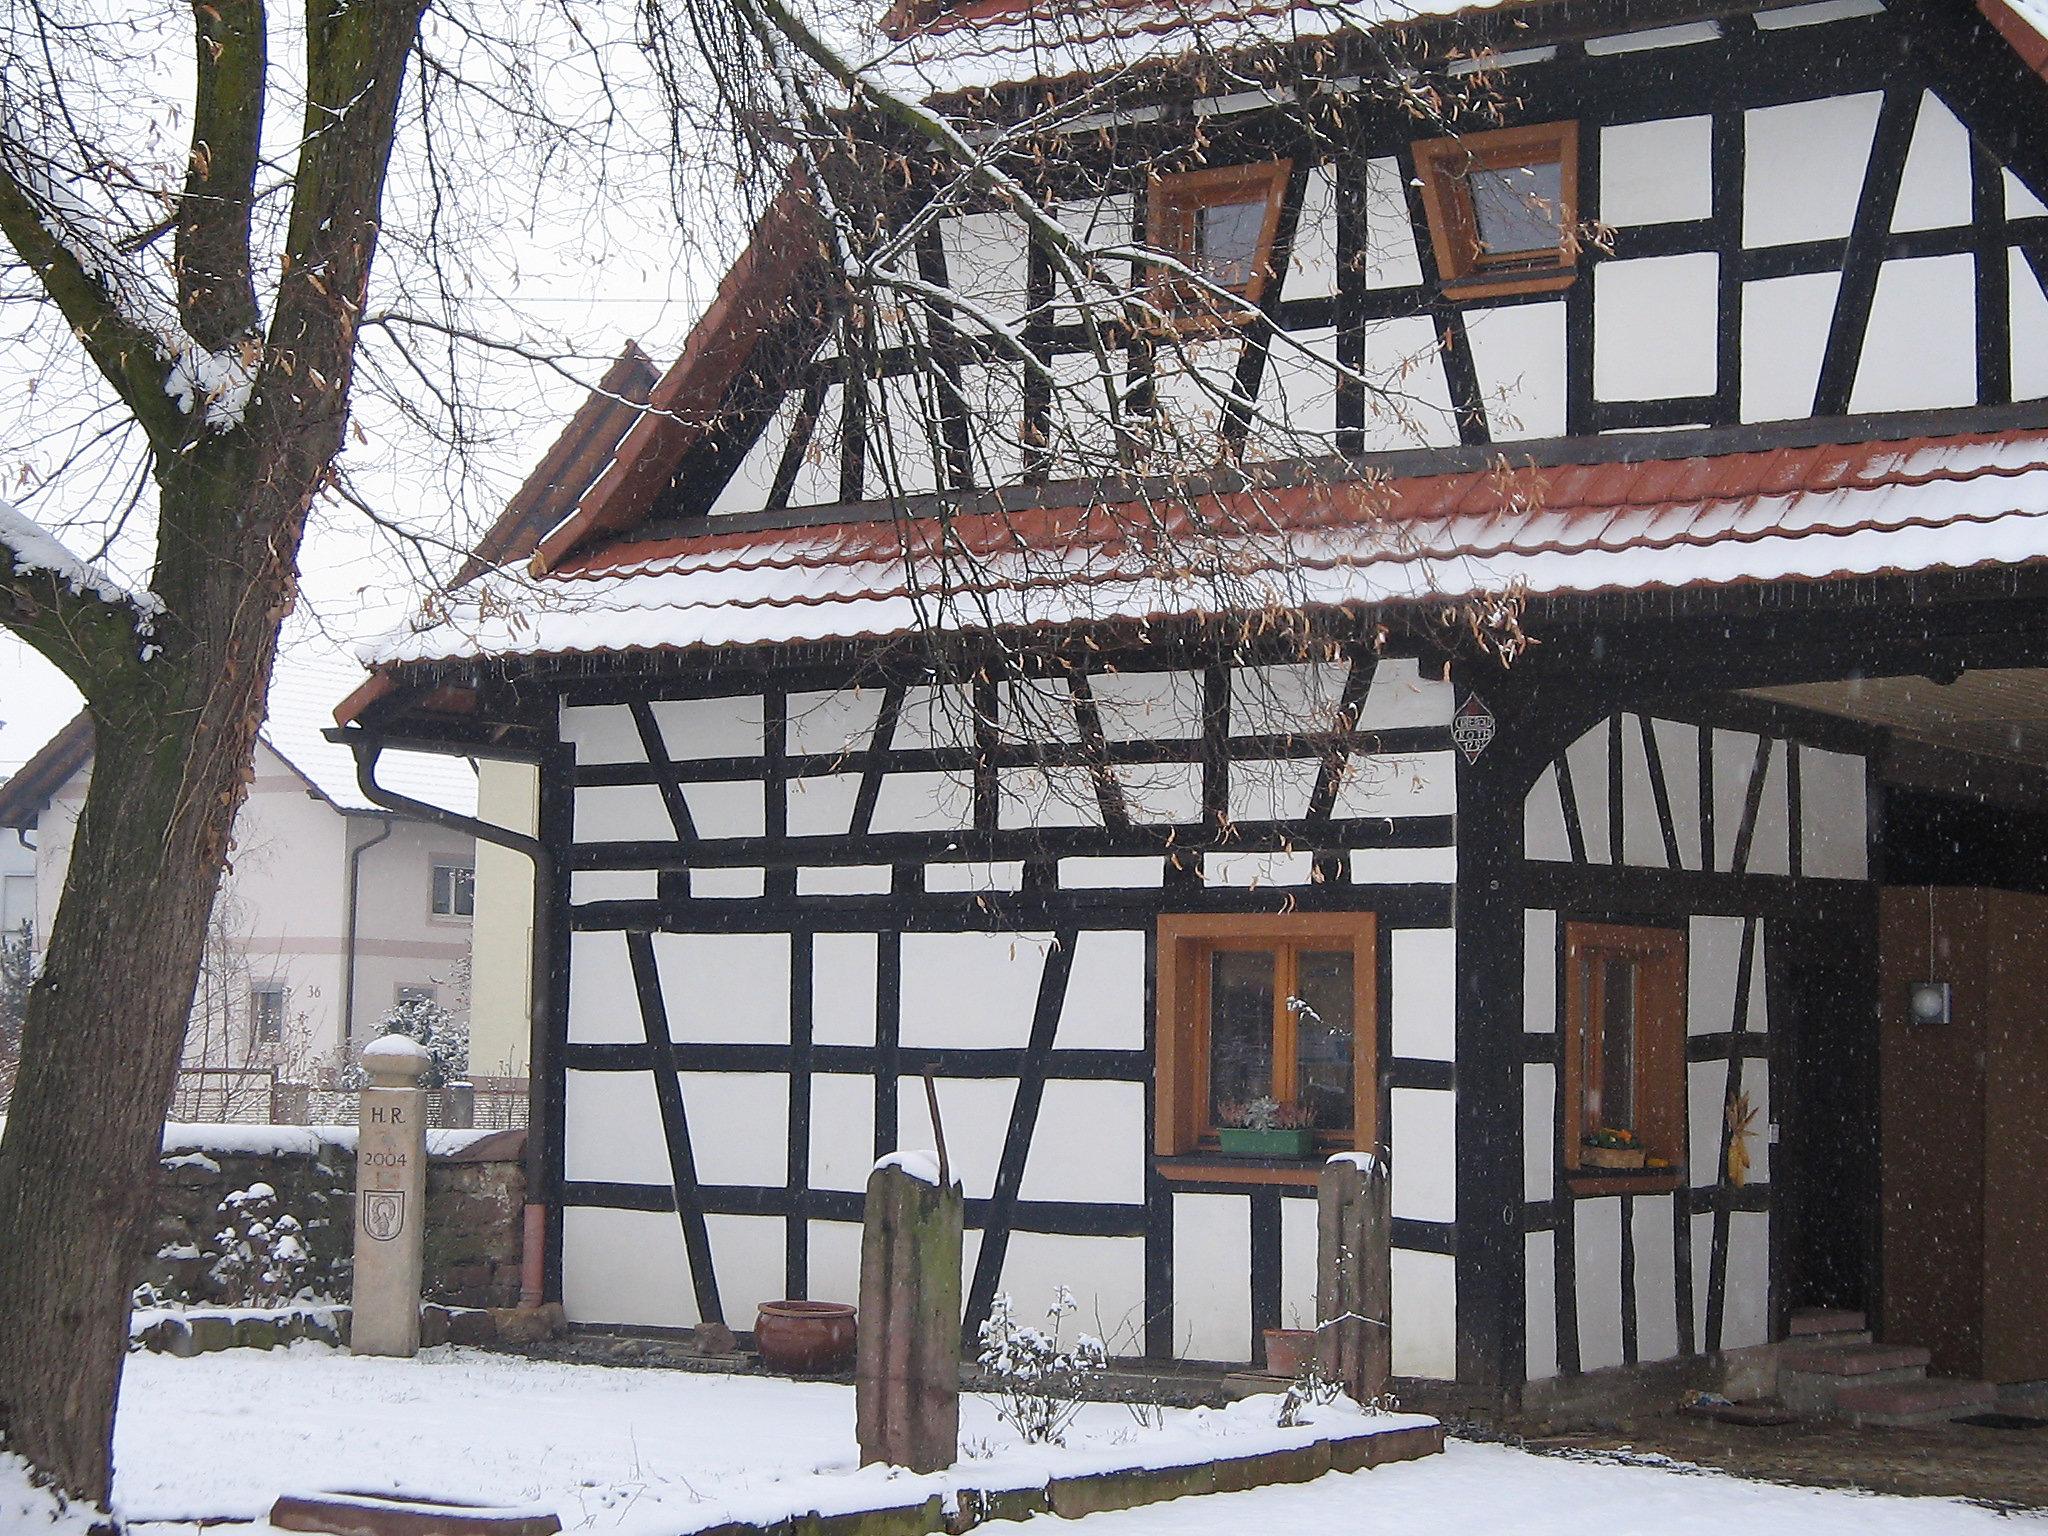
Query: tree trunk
[{"left": 0, "top": 645, "right": 274, "bottom": 1506}]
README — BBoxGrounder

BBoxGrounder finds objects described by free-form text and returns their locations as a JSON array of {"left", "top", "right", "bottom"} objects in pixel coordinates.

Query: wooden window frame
[
  {"left": 1145, "top": 160, "right": 1293, "bottom": 323},
  {"left": 1155, "top": 911, "right": 1377, "bottom": 1160},
  {"left": 1561, "top": 920, "right": 1686, "bottom": 1179},
  {"left": 1413, "top": 121, "right": 1580, "bottom": 301}
]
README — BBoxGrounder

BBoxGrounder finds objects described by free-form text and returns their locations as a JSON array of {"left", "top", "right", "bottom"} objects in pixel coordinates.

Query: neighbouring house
[
  {"left": 336, "top": 0, "right": 2048, "bottom": 1410},
  {"left": 0, "top": 662, "right": 482, "bottom": 1083},
  {"left": 0, "top": 802, "right": 31, "bottom": 944}
]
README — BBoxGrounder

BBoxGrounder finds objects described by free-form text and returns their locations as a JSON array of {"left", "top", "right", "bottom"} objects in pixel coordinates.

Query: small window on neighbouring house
[
  {"left": 396, "top": 983, "right": 437, "bottom": 1008},
  {"left": 1155, "top": 912, "right": 1376, "bottom": 1156},
  {"left": 431, "top": 862, "right": 475, "bottom": 918},
  {"left": 1414, "top": 122, "right": 1580, "bottom": 299},
  {"left": 1562, "top": 921, "right": 1686, "bottom": 1174},
  {"left": 1147, "top": 161, "right": 1293, "bottom": 317},
  {"left": 251, "top": 984, "right": 287, "bottom": 1044}
]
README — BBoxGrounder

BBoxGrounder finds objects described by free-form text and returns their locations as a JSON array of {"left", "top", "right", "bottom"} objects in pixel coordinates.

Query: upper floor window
[
  {"left": 250, "top": 983, "right": 287, "bottom": 1045},
  {"left": 1147, "top": 161, "right": 1292, "bottom": 318},
  {"left": 1414, "top": 121, "right": 1580, "bottom": 300},
  {"left": 431, "top": 862, "right": 475, "bottom": 919}
]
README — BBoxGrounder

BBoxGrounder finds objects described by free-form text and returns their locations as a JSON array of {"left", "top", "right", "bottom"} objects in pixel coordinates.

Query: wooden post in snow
[
  {"left": 1317, "top": 1150, "right": 1392, "bottom": 1403},
  {"left": 856, "top": 1151, "right": 962, "bottom": 1471}
]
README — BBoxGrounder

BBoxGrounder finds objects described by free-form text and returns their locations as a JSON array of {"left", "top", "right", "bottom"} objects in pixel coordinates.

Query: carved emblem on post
[{"left": 360, "top": 1189, "right": 406, "bottom": 1242}]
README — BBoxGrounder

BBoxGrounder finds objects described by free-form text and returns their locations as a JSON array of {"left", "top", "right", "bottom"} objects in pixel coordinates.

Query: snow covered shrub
[
  {"left": 205, "top": 1183, "right": 311, "bottom": 1306},
  {"left": 975, "top": 1286, "right": 1107, "bottom": 1445},
  {"left": 1275, "top": 1354, "right": 1343, "bottom": 1428},
  {"left": 342, "top": 994, "right": 469, "bottom": 1090}
]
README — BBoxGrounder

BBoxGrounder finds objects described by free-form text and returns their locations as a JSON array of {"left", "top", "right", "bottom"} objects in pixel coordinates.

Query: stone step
[
  {"left": 1835, "top": 1376, "right": 1998, "bottom": 1428},
  {"left": 1777, "top": 1342, "right": 1931, "bottom": 1378},
  {"left": 1787, "top": 1307, "right": 1868, "bottom": 1338}
]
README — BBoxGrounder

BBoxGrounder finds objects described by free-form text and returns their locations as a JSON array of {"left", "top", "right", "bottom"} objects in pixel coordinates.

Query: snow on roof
[{"left": 261, "top": 657, "right": 477, "bottom": 816}]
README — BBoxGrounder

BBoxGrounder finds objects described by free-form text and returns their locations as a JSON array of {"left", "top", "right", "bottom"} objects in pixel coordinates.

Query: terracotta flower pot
[
  {"left": 754, "top": 1300, "right": 857, "bottom": 1374},
  {"left": 1262, "top": 1326, "right": 1317, "bottom": 1377}
]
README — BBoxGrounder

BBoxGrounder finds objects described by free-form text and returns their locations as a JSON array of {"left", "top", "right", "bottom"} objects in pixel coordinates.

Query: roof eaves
[{"left": 0, "top": 713, "right": 95, "bottom": 830}]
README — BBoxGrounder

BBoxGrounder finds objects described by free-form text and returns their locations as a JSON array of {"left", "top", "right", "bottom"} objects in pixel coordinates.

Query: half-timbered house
[{"left": 336, "top": 0, "right": 2048, "bottom": 1408}]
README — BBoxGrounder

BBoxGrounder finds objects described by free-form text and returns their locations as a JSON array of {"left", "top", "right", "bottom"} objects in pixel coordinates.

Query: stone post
[
  {"left": 1317, "top": 1150, "right": 1392, "bottom": 1404},
  {"left": 352, "top": 1034, "right": 431, "bottom": 1357},
  {"left": 856, "top": 1152, "right": 962, "bottom": 1472}
]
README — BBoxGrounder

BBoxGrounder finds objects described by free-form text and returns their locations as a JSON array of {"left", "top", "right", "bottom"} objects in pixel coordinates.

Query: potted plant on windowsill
[
  {"left": 1216, "top": 1096, "right": 1316, "bottom": 1158},
  {"left": 1579, "top": 1126, "right": 1646, "bottom": 1170}
]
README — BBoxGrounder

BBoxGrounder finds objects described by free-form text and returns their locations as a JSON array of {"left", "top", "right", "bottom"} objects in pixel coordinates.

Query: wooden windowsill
[
  {"left": 1563, "top": 1167, "right": 1686, "bottom": 1198},
  {"left": 1155, "top": 1155, "right": 1332, "bottom": 1187},
  {"left": 1442, "top": 266, "right": 1578, "bottom": 302}
]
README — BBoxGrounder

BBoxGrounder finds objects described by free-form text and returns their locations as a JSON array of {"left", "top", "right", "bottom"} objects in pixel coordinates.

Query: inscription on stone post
[{"left": 353, "top": 1033, "right": 431, "bottom": 1358}]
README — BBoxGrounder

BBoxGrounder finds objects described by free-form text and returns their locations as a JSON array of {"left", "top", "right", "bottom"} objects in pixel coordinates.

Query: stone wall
[{"left": 143, "top": 1127, "right": 525, "bottom": 1311}]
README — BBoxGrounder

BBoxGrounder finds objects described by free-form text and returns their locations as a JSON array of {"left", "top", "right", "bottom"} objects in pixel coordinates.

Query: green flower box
[{"left": 1217, "top": 1127, "right": 1315, "bottom": 1159}]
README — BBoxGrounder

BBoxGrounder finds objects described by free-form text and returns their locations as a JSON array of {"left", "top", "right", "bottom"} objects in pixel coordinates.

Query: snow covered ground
[{"left": 56, "top": 1344, "right": 2041, "bottom": 1534}]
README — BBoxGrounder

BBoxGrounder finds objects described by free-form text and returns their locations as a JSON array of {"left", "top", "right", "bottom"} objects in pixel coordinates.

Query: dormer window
[
  {"left": 1414, "top": 122, "right": 1580, "bottom": 299},
  {"left": 1147, "top": 161, "right": 1292, "bottom": 318}
]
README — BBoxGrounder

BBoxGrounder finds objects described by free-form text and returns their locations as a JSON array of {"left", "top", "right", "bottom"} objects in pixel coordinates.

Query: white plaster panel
[
  {"left": 679, "top": 1072, "right": 788, "bottom": 1187},
  {"left": 1565, "top": 720, "right": 1612, "bottom": 865},
  {"left": 999, "top": 768, "right": 1101, "bottom": 830},
  {"left": 807, "top": 1219, "right": 865, "bottom": 1309},
  {"left": 1117, "top": 762, "right": 1205, "bottom": 825},
  {"left": 1061, "top": 856, "right": 1167, "bottom": 889},
  {"left": 787, "top": 688, "right": 887, "bottom": 758},
  {"left": 896, "top": 684, "right": 976, "bottom": 749},
  {"left": 1601, "top": 116, "right": 1713, "bottom": 227},
  {"left": 1391, "top": 1087, "right": 1457, "bottom": 1224},
  {"left": 898, "top": 1077, "right": 1016, "bottom": 1201},
  {"left": 1633, "top": 1194, "right": 1681, "bottom": 1363},
  {"left": 2009, "top": 168, "right": 2048, "bottom": 218},
  {"left": 1051, "top": 193, "right": 1136, "bottom": 323},
  {"left": 706, "top": 1213, "right": 788, "bottom": 1319},
  {"left": 573, "top": 783, "right": 674, "bottom": 844},
  {"left": 1525, "top": 1230, "right": 1558, "bottom": 1381},
  {"left": 1584, "top": 19, "right": 1718, "bottom": 52},
  {"left": 1282, "top": 164, "right": 1338, "bottom": 302},
  {"left": 1392, "top": 927, "right": 1456, "bottom": 1062},
  {"left": 649, "top": 695, "right": 764, "bottom": 761},
  {"left": 1173, "top": 1193, "right": 1252, "bottom": 1362},
  {"left": 1351, "top": 845, "right": 1458, "bottom": 885},
  {"left": 1574, "top": 1196, "right": 1625, "bottom": 1373},
  {"left": 960, "top": 361, "right": 1026, "bottom": 487},
  {"left": 1358, "top": 658, "right": 1453, "bottom": 728},
  {"left": 562, "top": 1207, "right": 697, "bottom": 1328},
  {"left": 2012, "top": 248, "right": 2048, "bottom": 401},
  {"left": 567, "top": 931, "right": 641, "bottom": 1045},
  {"left": 1800, "top": 747, "right": 1869, "bottom": 880},
  {"left": 1688, "top": 916, "right": 1747, "bottom": 1037},
  {"left": 560, "top": 703, "right": 645, "bottom": 766},
  {"left": 901, "top": 931, "right": 1052, "bottom": 1049},
  {"left": 1594, "top": 254, "right": 1719, "bottom": 401},
  {"left": 562, "top": 1070, "right": 671, "bottom": 1186},
  {"left": 1003, "top": 679, "right": 1082, "bottom": 745},
  {"left": 1524, "top": 1064, "right": 1556, "bottom": 1203},
  {"left": 1688, "top": 1060, "right": 1727, "bottom": 1180},
  {"left": 1090, "top": 669, "right": 1204, "bottom": 740},
  {"left": 809, "top": 1073, "right": 878, "bottom": 1192},
  {"left": 571, "top": 869, "right": 660, "bottom": 905},
  {"left": 783, "top": 382, "right": 843, "bottom": 509},
  {"left": 1650, "top": 719, "right": 1703, "bottom": 870},
  {"left": 1245, "top": 328, "right": 1339, "bottom": 458},
  {"left": 1740, "top": 272, "right": 1840, "bottom": 422},
  {"left": 1361, "top": 314, "right": 1458, "bottom": 450},
  {"left": 813, "top": 933, "right": 878, "bottom": 1046},
  {"left": 1282, "top": 1195, "right": 1320, "bottom": 1335},
  {"left": 1746, "top": 738, "right": 1793, "bottom": 878},
  {"left": 1850, "top": 255, "right": 1977, "bottom": 414},
  {"left": 925, "top": 861, "right": 1025, "bottom": 893},
  {"left": 1724, "top": 1210, "right": 1773, "bottom": 1350},
  {"left": 681, "top": 779, "right": 765, "bottom": 840},
  {"left": 1333, "top": 751, "right": 1456, "bottom": 819},
  {"left": 1467, "top": 301, "right": 1567, "bottom": 441},
  {"left": 654, "top": 933, "right": 791, "bottom": 1044},
  {"left": 999, "top": 1234, "right": 1149, "bottom": 1357},
  {"left": 1392, "top": 1249, "right": 1457, "bottom": 1380},
  {"left": 1754, "top": 0, "right": 1882, "bottom": 26},
  {"left": 1616, "top": 715, "right": 1664, "bottom": 868},
  {"left": 1738, "top": 1054, "right": 1773, "bottom": 1187},
  {"left": 1228, "top": 758, "right": 1320, "bottom": 825},
  {"left": 1744, "top": 93, "right": 1883, "bottom": 248},
  {"left": 1204, "top": 851, "right": 1315, "bottom": 888},
  {"left": 1891, "top": 93, "right": 1973, "bottom": 233},
  {"left": 1525, "top": 909, "right": 1558, "bottom": 1033},
  {"left": 1230, "top": 662, "right": 1349, "bottom": 736},
  {"left": 1020, "top": 1080, "right": 1146, "bottom": 1205},
  {"left": 1691, "top": 1211, "right": 1715, "bottom": 1351},
  {"left": 873, "top": 373, "right": 943, "bottom": 497},
  {"left": 941, "top": 211, "right": 1031, "bottom": 326},
  {"left": 1524, "top": 764, "right": 1571, "bottom": 863},
  {"left": 870, "top": 771, "right": 974, "bottom": 834},
  {"left": 1057, "top": 930, "right": 1146, "bottom": 1050},
  {"left": 692, "top": 867, "right": 765, "bottom": 899},
  {"left": 708, "top": 395, "right": 798, "bottom": 517},
  {"left": 1712, "top": 730, "right": 1762, "bottom": 872},
  {"left": 787, "top": 773, "right": 862, "bottom": 839},
  {"left": 1364, "top": 157, "right": 1424, "bottom": 290},
  {"left": 798, "top": 865, "right": 893, "bottom": 896}
]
